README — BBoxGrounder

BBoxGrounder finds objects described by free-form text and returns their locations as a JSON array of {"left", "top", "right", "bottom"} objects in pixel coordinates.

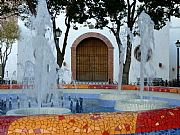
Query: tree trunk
[
  {"left": 115, "top": 34, "right": 123, "bottom": 90},
  {"left": 52, "top": 18, "right": 61, "bottom": 68},
  {"left": 52, "top": 17, "right": 64, "bottom": 68},
  {"left": 61, "top": 17, "right": 71, "bottom": 64},
  {"left": 26, "top": 0, "right": 37, "bottom": 16},
  {"left": 57, "top": 51, "right": 64, "bottom": 69},
  {"left": 123, "top": 34, "right": 132, "bottom": 84},
  {"left": 52, "top": 17, "right": 70, "bottom": 68},
  {"left": 1, "top": 64, "right": 5, "bottom": 80},
  {"left": 107, "top": 25, "right": 124, "bottom": 90},
  {"left": 123, "top": 0, "right": 137, "bottom": 84}
]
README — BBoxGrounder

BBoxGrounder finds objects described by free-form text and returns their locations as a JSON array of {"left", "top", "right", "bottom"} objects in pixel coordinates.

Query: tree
[
  {"left": 86, "top": 0, "right": 126, "bottom": 88},
  {"left": 1, "top": 0, "right": 88, "bottom": 70},
  {"left": 0, "top": 20, "right": 19, "bottom": 80},
  {"left": 0, "top": 0, "right": 26, "bottom": 20},
  {"left": 47, "top": 0, "right": 88, "bottom": 68},
  {"left": 24, "top": 0, "right": 88, "bottom": 68},
  {"left": 0, "top": 0, "right": 37, "bottom": 29},
  {"left": 0, "top": 0, "right": 18, "bottom": 19},
  {"left": 85, "top": 0, "right": 180, "bottom": 85},
  {"left": 123, "top": 0, "right": 180, "bottom": 84}
]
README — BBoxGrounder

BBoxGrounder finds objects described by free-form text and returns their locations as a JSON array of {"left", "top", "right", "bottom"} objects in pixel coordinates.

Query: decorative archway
[{"left": 71, "top": 32, "right": 114, "bottom": 82}]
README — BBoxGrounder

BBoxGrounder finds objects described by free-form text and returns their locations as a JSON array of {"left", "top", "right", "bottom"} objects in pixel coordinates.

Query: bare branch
[{"left": 106, "top": 26, "right": 116, "bottom": 36}]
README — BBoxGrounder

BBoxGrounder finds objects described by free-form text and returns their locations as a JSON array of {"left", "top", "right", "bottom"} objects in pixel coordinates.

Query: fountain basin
[
  {"left": 115, "top": 99, "right": 169, "bottom": 111},
  {"left": 99, "top": 92, "right": 140, "bottom": 100},
  {"left": 0, "top": 88, "right": 179, "bottom": 135},
  {"left": 99, "top": 92, "right": 140, "bottom": 107},
  {"left": 6, "top": 107, "right": 71, "bottom": 116}
]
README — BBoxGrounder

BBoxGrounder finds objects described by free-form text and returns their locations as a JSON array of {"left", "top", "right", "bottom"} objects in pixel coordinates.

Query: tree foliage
[
  {"left": 0, "top": 0, "right": 28, "bottom": 19},
  {"left": 85, "top": 0, "right": 180, "bottom": 84},
  {"left": 0, "top": 20, "right": 19, "bottom": 79},
  {"left": 138, "top": 0, "right": 180, "bottom": 29},
  {"left": 0, "top": 0, "right": 19, "bottom": 19},
  {"left": 47, "top": 0, "right": 88, "bottom": 23},
  {"left": 0, "top": 0, "right": 37, "bottom": 29},
  {"left": 0, "top": 20, "right": 19, "bottom": 41},
  {"left": 1, "top": 0, "right": 89, "bottom": 68},
  {"left": 46, "top": 0, "right": 88, "bottom": 68},
  {"left": 87, "top": 0, "right": 126, "bottom": 29},
  {"left": 2, "top": 0, "right": 179, "bottom": 83}
]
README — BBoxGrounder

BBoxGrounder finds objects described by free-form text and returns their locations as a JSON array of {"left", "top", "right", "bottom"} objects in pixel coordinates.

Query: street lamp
[
  {"left": 55, "top": 27, "right": 62, "bottom": 47},
  {"left": 55, "top": 27, "right": 62, "bottom": 38},
  {"left": 175, "top": 40, "right": 180, "bottom": 86}
]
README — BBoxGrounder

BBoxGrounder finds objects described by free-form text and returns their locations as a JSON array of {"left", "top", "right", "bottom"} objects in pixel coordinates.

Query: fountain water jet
[
  {"left": 138, "top": 11, "right": 155, "bottom": 93},
  {"left": 115, "top": 11, "right": 169, "bottom": 111},
  {"left": 6, "top": 0, "right": 71, "bottom": 115}
]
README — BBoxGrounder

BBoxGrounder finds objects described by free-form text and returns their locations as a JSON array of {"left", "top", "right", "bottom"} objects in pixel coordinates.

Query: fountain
[
  {"left": 115, "top": 99, "right": 169, "bottom": 112},
  {"left": 114, "top": 11, "right": 169, "bottom": 111},
  {"left": 4, "top": 8, "right": 172, "bottom": 114},
  {"left": 0, "top": 1, "right": 179, "bottom": 134},
  {"left": 6, "top": 0, "right": 71, "bottom": 116},
  {"left": 98, "top": 91, "right": 140, "bottom": 107},
  {"left": 6, "top": 107, "right": 71, "bottom": 116},
  {"left": 98, "top": 12, "right": 170, "bottom": 111}
]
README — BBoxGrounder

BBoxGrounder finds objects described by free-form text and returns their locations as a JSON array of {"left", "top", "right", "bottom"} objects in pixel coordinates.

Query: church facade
[{"left": 4, "top": 15, "right": 180, "bottom": 84}]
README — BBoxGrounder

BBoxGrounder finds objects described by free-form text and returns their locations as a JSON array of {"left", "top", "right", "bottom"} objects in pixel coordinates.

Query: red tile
[
  {"left": 136, "top": 107, "right": 180, "bottom": 133},
  {"left": 0, "top": 116, "right": 23, "bottom": 134},
  {"left": 124, "top": 124, "right": 130, "bottom": 131},
  {"left": 102, "top": 131, "right": 110, "bottom": 135},
  {"left": 58, "top": 115, "right": 65, "bottom": 120}
]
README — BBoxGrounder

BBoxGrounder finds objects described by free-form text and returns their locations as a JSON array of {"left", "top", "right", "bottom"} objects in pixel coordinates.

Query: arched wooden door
[{"left": 76, "top": 37, "right": 108, "bottom": 81}]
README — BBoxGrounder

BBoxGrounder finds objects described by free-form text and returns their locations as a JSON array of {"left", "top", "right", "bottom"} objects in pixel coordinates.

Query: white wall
[
  {"left": 153, "top": 23, "right": 170, "bottom": 81},
  {"left": 57, "top": 14, "right": 172, "bottom": 83},
  {"left": 55, "top": 14, "right": 119, "bottom": 82},
  {"left": 13, "top": 14, "right": 179, "bottom": 83},
  {"left": 129, "top": 23, "right": 170, "bottom": 84},
  {"left": 169, "top": 17, "right": 180, "bottom": 81}
]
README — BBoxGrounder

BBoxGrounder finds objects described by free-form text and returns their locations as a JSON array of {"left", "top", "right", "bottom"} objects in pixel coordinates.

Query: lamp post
[
  {"left": 175, "top": 40, "right": 180, "bottom": 86},
  {"left": 55, "top": 27, "right": 62, "bottom": 47}
]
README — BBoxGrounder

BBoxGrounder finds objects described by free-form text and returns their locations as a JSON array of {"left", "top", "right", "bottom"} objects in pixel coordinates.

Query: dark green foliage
[
  {"left": 0, "top": 1, "right": 19, "bottom": 18},
  {"left": 86, "top": 0, "right": 126, "bottom": 29},
  {"left": 0, "top": 0, "right": 37, "bottom": 21},
  {"left": 46, "top": 0, "right": 89, "bottom": 67},
  {"left": 138, "top": 0, "right": 180, "bottom": 29},
  {"left": 0, "top": 2, "right": 11, "bottom": 16},
  {"left": 25, "top": 0, "right": 37, "bottom": 15},
  {"left": 86, "top": 0, "right": 180, "bottom": 84},
  {"left": 87, "top": 0, "right": 180, "bottom": 30},
  {"left": 47, "top": 0, "right": 88, "bottom": 24},
  {"left": 46, "top": 0, "right": 66, "bottom": 16}
]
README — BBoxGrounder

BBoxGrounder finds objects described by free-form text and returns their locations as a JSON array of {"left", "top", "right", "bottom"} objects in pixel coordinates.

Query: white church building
[{"left": 5, "top": 14, "right": 180, "bottom": 84}]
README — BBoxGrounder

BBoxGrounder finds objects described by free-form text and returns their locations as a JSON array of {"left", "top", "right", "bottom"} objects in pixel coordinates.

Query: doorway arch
[{"left": 71, "top": 32, "right": 114, "bottom": 82}]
